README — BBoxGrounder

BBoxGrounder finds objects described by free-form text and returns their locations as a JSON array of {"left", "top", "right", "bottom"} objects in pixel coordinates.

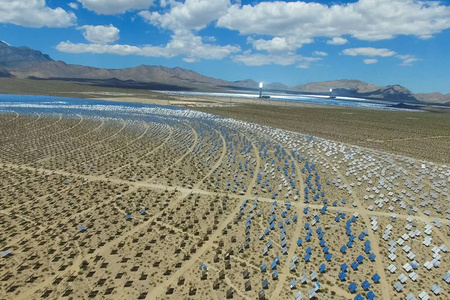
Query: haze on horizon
[{"left": 1, "top": 0, "right": 450, "bottom": 93}]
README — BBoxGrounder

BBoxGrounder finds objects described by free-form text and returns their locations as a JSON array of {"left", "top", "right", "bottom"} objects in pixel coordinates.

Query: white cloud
[
  {"left": 363, "top": 58, "right": 378, "bottom": 64},
  {"left": 134, "top": 1, "right": 237, "bottom": 62},
  {"left": 77, "top": 0, "right": 154, "bottom": 15},
  {"left": 78, "top": 25, "right": 120, "bottom": 44},
  {"left": 343, "top": 47, "right": 396, "bottom": 57},
  {"left": 0, "top": 0, "right": 76, "bottom": 28},
  {"left": 139, "top": 0, "right": 230, "bottom": 31},
  {"left": 203, "top": 36, "right": 217, "bottom": 42},
  {"left": 313, "top": 51, "right": 328, "bottom": 56},
  {"left": 68, "top": 2, "right": 79, "bottom": 9},
  {"left": 397, "top": 54, "right": 420, "bottom": 66},
  {"left": 56, "top": 32, "right": 240, "bottom": 62},
  {"left": 160, "top": 0, "right": 168, "bottom": 8},
  {"left": 248, "top": 36, "right": 312, "bottom": 54},
  {"left": 57, "top": 41, "right": 145, "bottom": 55},
  {"left": 327, "top": 37, "right": 348, "bottom": 45},
  {"left": 233, "top": 52, "right": 320, "bottom": 68},
  {"left": 217, "top": 0, "right": 450, "bottom": 41},
  {"left": 343, "top": 47, "right": 420, "bottom": 66}
]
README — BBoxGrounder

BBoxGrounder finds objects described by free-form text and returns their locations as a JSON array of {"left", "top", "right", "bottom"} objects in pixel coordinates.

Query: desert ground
[{"left": 0, "top": 89, "right": 449, "bottom": 300}]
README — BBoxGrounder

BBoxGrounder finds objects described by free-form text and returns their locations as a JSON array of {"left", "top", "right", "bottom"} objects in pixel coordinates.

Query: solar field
[{"left": 0, "top": 100, "right": 449, "bottom": 300}]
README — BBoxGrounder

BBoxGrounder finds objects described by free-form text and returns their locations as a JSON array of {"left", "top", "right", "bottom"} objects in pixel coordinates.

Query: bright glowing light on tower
[{"left": 259, "top": 82, "right": 264, "bottom": 88}]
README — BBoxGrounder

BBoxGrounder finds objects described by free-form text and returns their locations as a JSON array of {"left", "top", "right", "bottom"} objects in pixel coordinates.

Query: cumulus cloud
[
  {"left": 397, "top": 54, "right": 420, "bottom": 66},
  {"left": 160, "top": 0, "right": 168, "bottom": 8},
  {"left": 233, "top": 51, "right": 320, "bottom": 68},
  {"left": 327, "top": 37, "right": 348, "bottom": 45},
  {"left": 57, "top": 41, "right": 144, "bottom": 55},
  {"left": 313, "top": 51, "right": 328, "bottom": 56},
  {"left": 0, "top": 0, "right": 76, "bottom": 28},
  {"left": 363, "top": 58, "right": 378, "bottom": 64},
  {"left": 343, "top": 47, "right": 396, "bottom": 57},
  {"left": 139, "top": 0, "right": 231, "bottom": 31},
  {"left": 76, "top": 0, "right": 154, "bottom": 15},
  {"left": 343, "top": 47, "right": 420, "bottom": 66},
  {"left": 217, "top": 0, "right": 450, "bottom": 41},
  {"left": 68, "top": 2, "right": 79, "bottom": 9},
  {"left": 57, "top": 32, "right": 240, "bottom": 62},
  {"left": 133, "top": 1, "right": 238, "bottom": 62},
  {"left": 78, "top": 25, "right": 120, "bottom": 44},
  {"left": 203, "top": 36, "right": 217, "bottom": 42},
  {"left": 248, "top": 36, "right": 313, "bottom": 54}
]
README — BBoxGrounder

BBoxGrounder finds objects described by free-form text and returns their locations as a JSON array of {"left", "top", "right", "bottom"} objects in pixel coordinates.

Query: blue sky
[{"left": 1, "top": 0, "right": 450, "bottom": 93}]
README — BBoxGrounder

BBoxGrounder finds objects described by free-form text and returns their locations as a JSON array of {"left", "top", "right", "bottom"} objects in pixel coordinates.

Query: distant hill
[
  {"left": 294, "top": 79, "right": 377, "bottom": 93},
  {"left": 266, "top": 82, "right": 290, "bottom": 91},
  {"left": 0, "top": 41, "right": 53, "bottom": 64},
  {"left": 0, "top": 70, "right": 12, "bottom": 77},
  {"left": 294, "top": 79, "right": 418, "bottom": 103},
  {"left": 415, "top": 92, "right": 450, "bottom": 104},
  {"left": 0, "top": 42, "right": 446, "bottom": 104}
]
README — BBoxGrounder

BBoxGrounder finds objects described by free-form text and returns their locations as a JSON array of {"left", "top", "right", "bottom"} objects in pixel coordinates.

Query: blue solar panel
[
  {"left": 319, "top": 264, "right": 326, "bottom": 273},
  {"left": 290, "top": 279, "right": 297, "bottom": 290},
  {"left": 348, "top": 282, "right": 357, "bottom": 293},
  {"left": 271, "top": 261, "right": 277, "bottom": 270}
]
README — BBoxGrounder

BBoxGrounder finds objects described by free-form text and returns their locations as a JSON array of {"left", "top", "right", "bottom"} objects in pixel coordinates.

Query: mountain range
[{"left": 0, "top": 41, "right": 448, "bottom": 104}]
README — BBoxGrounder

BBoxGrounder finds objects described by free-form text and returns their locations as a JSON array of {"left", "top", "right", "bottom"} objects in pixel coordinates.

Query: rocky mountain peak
[{"left": 0, "top": 42, "right": 53, "bottom": 64}]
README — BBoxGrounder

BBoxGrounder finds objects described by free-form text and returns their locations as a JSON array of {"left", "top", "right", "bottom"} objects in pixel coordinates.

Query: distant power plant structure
[
  {"left": 258, "top": 82, "right": 270, "bottom": 99},
  {"left": 329, "top": 88, "right": 336, "bottom": 99}
]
